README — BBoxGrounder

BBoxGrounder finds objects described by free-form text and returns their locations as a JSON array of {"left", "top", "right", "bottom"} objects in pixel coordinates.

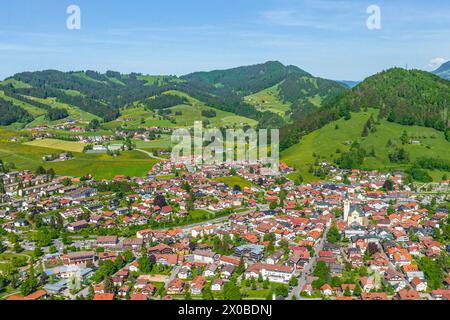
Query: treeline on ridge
[
  {"left": 281, "top": 68, "right": 450, "bottom": 150},
  {"left": 0, "top": 98, "right": 33, "bottom": 125}
]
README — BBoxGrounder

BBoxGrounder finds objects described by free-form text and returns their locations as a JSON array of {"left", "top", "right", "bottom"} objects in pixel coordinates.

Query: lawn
[
  {"left": 24, "top": 138, "right": 86, "bottom": 153},
  {"left": 48, "top": 151, "right": 158, "bottom": 179},
  {"left": 242, "top": 289, "right": 271, "bottom": 300},
  {"left": 132, "top": 134, "right": 172, "bottom": 149},
  {"left": 213, "top": 176, "right": 253, "bottom": 188},
  {"left": 188, "top": 209, "right": 212, "bottom": 220}
]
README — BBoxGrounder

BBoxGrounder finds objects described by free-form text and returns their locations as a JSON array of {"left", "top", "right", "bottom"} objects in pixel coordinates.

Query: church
[{"left": 344, "top": 199, "right": 369, "bottom": 227}]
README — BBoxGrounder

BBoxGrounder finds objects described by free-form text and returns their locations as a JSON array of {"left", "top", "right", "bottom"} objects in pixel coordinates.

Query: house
[
  {"left": 266, "top": 249, "right": 284, "bottom": 265},
  {"left": 361, "top": 292, "right": 389, "bottom": 300},
  {"left": 320, "top": 284, "right": 334, "bottom": 296},
  {"left": 24, "top": 289, "right": 48, "bottom": 301},
  {"left": 192, "top": 250, "right": 216, "bottom": 264},
  {"left": 152, "top": 253, "right": 182, "bottom": 266},
  {"left": 178, "top": 266, "right": 193, "bottom": 279},
  {"left": 203, "top": 263, "right": 219, "bottom": 277},
  {"left": 122, "top": 238, "right": 144, "bottom": 251},
  {"left": 161, "top": 205, "right": 173, "bottom": 215},
  {"left": 219, "top": 255, "right": 240, "bottom": 267},
  {"left": 360, "top": 276, "right": 377, "bottom": 292},
  {"left": 93, "top": 293, "right": 115, "bottom": 300},
  {"left": 411, "top": 277, "right": 427, "bottom": 292},
  {"left": 244, "top": 263, "right": 294, "bottom": 284},
  {"left": 140, "top": 284, "right": 157, "bottom": 296},
  {"left": 65, "top": 187, "right": 97, "bottom": 200},
  {"left": 190, "top": 276, "right": 206, "bottom": 295},
  {"left": 117, "top": 285, "right": 130, "bottom": 297},
  {"left": 370, "top": 252, "right": 389, "bottom": 273},
  {"left": 341, "top": 284, "right": 356, "bottom": 295},
  {"left": 234, "top": 244, "right": 265, "bottom": 261},
  {"left": 62, "top": 251, "right": 96, "bottom": 265},
  {"left": 385, "top": 269, "right": 406, "bottom": 291},
  {"left": 211, "top": 279, "right": 224, "bottom": 291},
  {"left": 130, "top": 293, "right": 148, "bottom": 301},
  {"left": 67, "top": 220, "right": 88, "bottom": 232},
  {"left": 220, "top": 265, "right": 235, "bottom": 279},
  {"left": 96, "top": 236, "right": 118, "bottom": 247},
  {"left": 167, "top": 278, "right": 185, "bottom": 295},
  {"left": 397, "top": 288, "right": 421, "bottom": 300},
  {"left": 301, "top": 284, "right": 313, "bottom": 296},
  {"left": 431, "top": 289, "right": 450, "bottom": 300},
  {"left": 148, "top": 243, "right": 173, "bottom": 255}
]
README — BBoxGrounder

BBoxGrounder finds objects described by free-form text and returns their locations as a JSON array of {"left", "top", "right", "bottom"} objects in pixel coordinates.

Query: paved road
[
  {"left": 377, "top": 243, "right": 408, "bottom": 283},
  {"left": 288, "top": 224, "right": 330, "bottom": 300},
  {"left": 135, "top": 149, "right": 165, "bottom": 160},
  {"left": 164, "top": 266, "right": 181, "bottom": 289}
]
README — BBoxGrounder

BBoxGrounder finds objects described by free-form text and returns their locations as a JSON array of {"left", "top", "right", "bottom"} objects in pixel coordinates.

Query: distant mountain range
[
  {"left": 433, "top": 60, "right": 450, "bottom": 80},
  {"left": 338, "top": 80, "right": 360, "bottom": 88}
]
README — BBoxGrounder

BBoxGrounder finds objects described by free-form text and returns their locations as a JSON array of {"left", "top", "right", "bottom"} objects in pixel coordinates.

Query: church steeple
[{"left": 343, "top": 198, "right": 350, "bottom": 222}]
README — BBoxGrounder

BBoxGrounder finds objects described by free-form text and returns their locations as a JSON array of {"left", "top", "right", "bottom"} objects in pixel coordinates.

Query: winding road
[
  {"left": 288, "top": 224, "right": 330, "bottom": 300},
  {"left": 135, "top": 149, "right": 165, "bottom": 160}
]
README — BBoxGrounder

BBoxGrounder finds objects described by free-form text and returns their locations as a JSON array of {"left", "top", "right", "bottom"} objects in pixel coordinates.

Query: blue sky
[{"left": 1, "top": 0, "right": 450, "bottom": 80}]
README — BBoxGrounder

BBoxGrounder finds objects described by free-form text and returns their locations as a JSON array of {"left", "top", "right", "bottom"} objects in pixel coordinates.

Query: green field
[
  {"left": 137, "top": 75, "right": 182, "bottom": 86},
  {"left": 282, "top": 109, "right": 450, "bottom": 182},
  {"left": 244, "top": 83, "right": 291, "bottom": 118},
  {"left": 133, "top": 134, "right": 172, "bottom": 149},
  {"left": 164, "top": 90, "right": 258, "bottom": 128},
  {"left": 188, "top": 209, "right": 212, "bottom": 220},
  {"left": 101, "top": 90, "right": 257, "bottom": 130},
  {"left": 0, "top": 138, "right": 158, "bottom": 179},
  {"left": 213, "top": 176, "right": 253, "bottom": 188},
  {"left": 24, "top": 97, "right": 100, "bottom": 127},
  {"left": 24, "top": 138, "right": 86, "bottom": 153},
  {"left": 102, "top": 106, "right": 178, "bottom": 130}
]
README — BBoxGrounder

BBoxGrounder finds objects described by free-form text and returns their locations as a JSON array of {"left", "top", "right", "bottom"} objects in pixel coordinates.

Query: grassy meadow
[{"left": 282, "top": 109, "right": 450, "bottom": 182}]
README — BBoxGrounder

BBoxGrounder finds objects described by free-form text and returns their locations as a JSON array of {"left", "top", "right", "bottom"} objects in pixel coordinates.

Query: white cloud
[{"left": 427, "top": 57, "right": 448, "bottom": 69}]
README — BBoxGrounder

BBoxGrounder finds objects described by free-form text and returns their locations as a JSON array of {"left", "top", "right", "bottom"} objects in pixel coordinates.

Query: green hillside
[
  {"left": 103, "top": 90, "right": 257, "bottom": 130},
  {"left": 0, "top": 133, "right": 157, "bottom": 180},
  {"left": 181, "top": 61, "right": 292, "bottom": 95},
  {"left": 244, "top": 83, "right": 291, "bottom": 118},
  {"left": 162, "top": 90, "right": 257, "bottom": 127},
  {"left": 282, "top": 110, "right": 450, "bottom": 182},
  {"left": 281, "top": 67, "right": 450, "bottom": 152},
  {"left": 184, "top": 61, "right": 347, "bottom": 123}
]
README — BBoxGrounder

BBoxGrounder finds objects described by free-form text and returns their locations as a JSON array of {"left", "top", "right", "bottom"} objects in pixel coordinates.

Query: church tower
[{"left": 343, "top": 199, "right": 350, "bottom": 222}]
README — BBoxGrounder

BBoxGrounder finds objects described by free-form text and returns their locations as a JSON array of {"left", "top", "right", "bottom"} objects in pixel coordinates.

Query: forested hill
[
  {"left": 182, "top": 61, "right": 348, "bottom": 123},
  {"left": 0, "top": 69, "right": 264, "bottom": 124},
  {"left": 0, "top": 62, "right": 348, "bottom": 128},
  {"left": 181, "top": 61, "right": 310, "bottom": 95},
  {"left": 281, "top": 68, "right": 450, "bottom": 150}
]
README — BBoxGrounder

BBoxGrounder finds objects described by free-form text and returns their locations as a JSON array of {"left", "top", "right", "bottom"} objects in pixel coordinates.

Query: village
[{"left": 0, "top": 158, "right": 449, "bottom": 301}]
